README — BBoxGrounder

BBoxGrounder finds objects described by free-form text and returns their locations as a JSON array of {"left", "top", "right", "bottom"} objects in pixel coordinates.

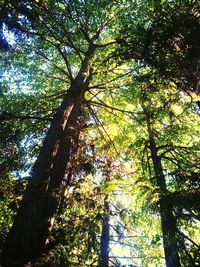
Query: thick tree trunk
[
  {"left": 146, "top": 117, "right": 181, "bottom": 267},
  {"left": 2, "top": 45, "right": 95, "bottom": 267}
]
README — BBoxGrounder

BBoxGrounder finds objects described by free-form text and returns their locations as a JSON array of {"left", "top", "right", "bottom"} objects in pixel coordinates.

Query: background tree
[
  {"left": 122, "top": 74, "right": 200, "bottom": 266},
  {"left": 117, "top": 0, "right": 200, "bottom": 108}
]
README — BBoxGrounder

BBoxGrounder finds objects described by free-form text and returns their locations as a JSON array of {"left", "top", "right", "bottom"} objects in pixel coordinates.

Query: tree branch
[{"left": 0, "top": 112, "right": 52, "bottom": 122}]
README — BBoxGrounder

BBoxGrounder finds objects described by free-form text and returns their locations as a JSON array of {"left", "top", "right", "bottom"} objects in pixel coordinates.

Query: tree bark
[
  {"left": 146, "top": 115, "right": 181, "bottom": 267},
  {"left": 2, "top": 45, "right": 95, "bottom": 267}
]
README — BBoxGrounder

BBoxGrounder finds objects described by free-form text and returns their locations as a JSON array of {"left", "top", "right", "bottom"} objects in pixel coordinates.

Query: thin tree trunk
[
  {"left": 98, "top": 159, "right": 111, "bottom": 267},
  {"left": 146, "top": 115, "right": 181, "bottom": 267},
  {"left": 99, "top": 198, "right": 110, "bottom": 267},
  {"left": 2, "top": 45, "right": 95, "bottom": 267}
]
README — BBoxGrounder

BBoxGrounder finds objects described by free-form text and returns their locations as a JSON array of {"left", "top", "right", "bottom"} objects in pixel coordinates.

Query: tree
[
  {"left": 124, "top": 77, "right": 200, "bottom": 266},
  {"left": 117, "top": 0, "right": 200, "bottom": 108},
  {"left": 0, "top": 1, "right": 199, "bottom": 266},
  {"left": 142, "top": 101, "right": 180, "bottom": 267},
  {"left": 1, "top": 1, "right": 119, "bottom": 266}
]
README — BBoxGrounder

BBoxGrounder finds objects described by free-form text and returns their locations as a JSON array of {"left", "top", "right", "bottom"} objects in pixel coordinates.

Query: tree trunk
[
  {"left": 98, "top": 159, "right": 111, "bottom": 267},
  {"left": 98, "top": 198, "right": 110, "bottom": 267},
  {"left": 146, "top": 116, "right": 181, "bottom": 267},
  {"left": 2, "top": 45, "right": 95, "bottom": 267}
]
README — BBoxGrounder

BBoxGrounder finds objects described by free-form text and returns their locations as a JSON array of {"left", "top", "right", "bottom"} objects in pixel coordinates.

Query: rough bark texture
[
  {"left": 147, "top": 116, "right": 181, "bottom": 267},
  {"left": 2, "top": 45, "right": 95, "bottom": 267}
]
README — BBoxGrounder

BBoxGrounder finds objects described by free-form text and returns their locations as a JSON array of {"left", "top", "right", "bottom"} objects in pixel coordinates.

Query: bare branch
[
  {"left": 56, "top": 45, "right": 74, "bottom": 81},
  {"left": 0, "top": 112, "right": 52, "bottom": 122}
]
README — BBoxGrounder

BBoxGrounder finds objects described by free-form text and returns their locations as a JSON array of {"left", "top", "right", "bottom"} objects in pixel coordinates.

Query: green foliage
[
  {"left": 0, "top": 0, "right": 200, "bottom": 266},
  {"left": 0, "top": 175, "right": 26, "bottom": 247}
]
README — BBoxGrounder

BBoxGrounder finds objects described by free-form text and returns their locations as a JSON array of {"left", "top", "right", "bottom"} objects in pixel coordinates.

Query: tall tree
[
  {"left": 142, "top": 102, "right": 180, "bottom": 267},
  {"left": 127, "top": 78, "right": 200, "bottom": 266},
  {"left": 2, "top": 1, "right": 118, "bottom": 266},
  {"left": 0, "top": 1, "right": 199, "bottom": 266}
]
